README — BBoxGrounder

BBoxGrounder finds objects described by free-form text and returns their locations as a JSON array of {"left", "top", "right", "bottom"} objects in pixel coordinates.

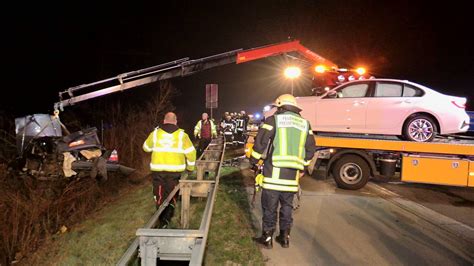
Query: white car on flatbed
[{"left": 297, "top": 79, "right": 470, "bottom": 142}]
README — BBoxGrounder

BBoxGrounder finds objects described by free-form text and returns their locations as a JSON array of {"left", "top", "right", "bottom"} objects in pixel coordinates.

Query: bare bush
[
  {"left": 102, "top": 81, "right": 178, "bottom": 174},
  {"left": 0, "top": 171, "right": 130, "bottom": 264},
  {"left": 0, "top": 111, "right": 17, "bottom": 163},
  {"left": 0, "top": 81, "right": 178, "bottom": 264}
]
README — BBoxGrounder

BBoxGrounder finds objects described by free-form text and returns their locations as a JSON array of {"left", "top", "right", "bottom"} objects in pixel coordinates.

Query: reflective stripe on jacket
[
  {"left": 143, "top": 127, "right": 196, "bottom": 172},
  {"left": 250, "top": 109, "right": 316, "bottom": 192},
  {"left": 272, "top": 113, "right": 309, "bottom": 170},
  {"left": 194, "top": 120, "right": 217, "bottom": 138},
  {"left": 261, "top": 166, "right": 300, "bottom": 192}
]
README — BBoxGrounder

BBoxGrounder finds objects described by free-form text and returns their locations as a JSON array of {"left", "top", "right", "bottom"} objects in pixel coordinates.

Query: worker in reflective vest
[
  {"left": 250, "top": 94, "right": 316, "bottom": 248},
  {"left": 143, "top": 112, "right": 196, "bottom": 228},
  {"left": 194, "top": 112, "right": 217, "bottom": 157}
]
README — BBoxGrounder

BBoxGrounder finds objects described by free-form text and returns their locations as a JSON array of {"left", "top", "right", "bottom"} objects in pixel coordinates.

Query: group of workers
[
  {"left": 220, "top": 110, "right": 249, "bottom": 145},
  {"left": 142, "top": 94, "right": 315, "bottom": 249},
  {"left": 192, "top": 110, "right": 250, "bottom": 156}
]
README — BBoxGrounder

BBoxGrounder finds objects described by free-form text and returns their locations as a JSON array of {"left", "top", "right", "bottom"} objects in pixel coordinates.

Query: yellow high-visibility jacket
[
  {"left": 143, "top": 127, "right": 196, "bottom": 172},
  {"left": 194, "top": 119, "right": 217, "bottom": 138}
]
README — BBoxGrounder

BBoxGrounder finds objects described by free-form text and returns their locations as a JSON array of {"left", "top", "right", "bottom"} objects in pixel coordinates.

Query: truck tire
[{"left": 332, "top": 155, "right": 370, "bottom": 190}]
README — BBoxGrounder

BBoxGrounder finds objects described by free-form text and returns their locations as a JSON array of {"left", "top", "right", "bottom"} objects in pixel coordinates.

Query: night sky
[{"left": 4, "top": 1, "right": 473, "bottom": 131}]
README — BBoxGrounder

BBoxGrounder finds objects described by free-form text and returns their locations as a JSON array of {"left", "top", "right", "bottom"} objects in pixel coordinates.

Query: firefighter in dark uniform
[
  {"left": 221, "top": 114, "right": 235, "bottom": 144},
  {"left": 234, "top": 112, "right": 246, "bottom": 145},
  {"left": 250, "top": 94, "right": 316, "bottom": 248}
]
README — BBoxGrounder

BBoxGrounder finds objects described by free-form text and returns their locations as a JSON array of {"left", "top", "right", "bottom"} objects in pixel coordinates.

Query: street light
[{"left": 284, "top": 66, "right": 301, "bottom": 95}]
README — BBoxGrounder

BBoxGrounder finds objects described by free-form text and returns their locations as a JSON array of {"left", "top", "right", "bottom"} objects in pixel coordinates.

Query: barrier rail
[{"left": 117, "top": 137, "right": 225, "bottom": 265}]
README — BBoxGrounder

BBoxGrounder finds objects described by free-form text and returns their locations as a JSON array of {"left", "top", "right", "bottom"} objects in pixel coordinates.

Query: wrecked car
[{"left": 11, "top": 114, "right": 134, "bottom": 181}]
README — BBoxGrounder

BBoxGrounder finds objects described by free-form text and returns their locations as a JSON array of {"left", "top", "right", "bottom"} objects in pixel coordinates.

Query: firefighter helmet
[{"left": 274, "top": 94, "right": 301, "bottom": 110}]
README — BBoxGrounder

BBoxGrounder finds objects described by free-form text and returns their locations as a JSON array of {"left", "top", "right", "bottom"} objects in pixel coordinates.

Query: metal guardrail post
[
  {"left": 180, "top": 182, "right": 192, "bottom": 229},
  {"left": 117, "top": 136, "right": 226, "bottom": 265},
  {"left": 196, "top": 163, "right": 204, "bottom": 180}
]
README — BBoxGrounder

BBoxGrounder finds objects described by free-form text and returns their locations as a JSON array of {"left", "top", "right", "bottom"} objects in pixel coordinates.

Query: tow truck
[
  {"left": 310, "top": 134, "right": 474, "bottom": 189},
  {"left": 54, "top": 39, "right": 474, "bottom": 190}
]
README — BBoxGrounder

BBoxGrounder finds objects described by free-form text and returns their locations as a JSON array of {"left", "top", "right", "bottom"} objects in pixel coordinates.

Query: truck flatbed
[{"left": 314, "top": 134, "right": 474, "bottom": 156}]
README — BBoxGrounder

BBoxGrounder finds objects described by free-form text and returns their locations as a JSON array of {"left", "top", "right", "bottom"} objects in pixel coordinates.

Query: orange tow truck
[{"left": 246, "top": 132, "right": 474, "bottom": 190}]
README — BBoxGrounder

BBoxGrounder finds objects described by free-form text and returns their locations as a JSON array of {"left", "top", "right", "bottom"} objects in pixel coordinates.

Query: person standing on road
[
  {"left": 194, "top": 112, "right": 217, "bottom": 157},
  {"left": 250, "top": 94, "right": 316, "bottom": 248},
  {"left": 143, "top": 112, "right": 196, "bottom": 228}
]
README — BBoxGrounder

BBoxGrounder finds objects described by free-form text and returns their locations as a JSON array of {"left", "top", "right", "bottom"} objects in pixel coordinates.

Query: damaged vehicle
[{"left": 11, "top": 114, "right": 134, "bottom": 181}]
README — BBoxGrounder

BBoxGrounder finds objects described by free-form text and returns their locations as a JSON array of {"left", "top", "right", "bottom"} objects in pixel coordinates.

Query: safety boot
[
  {"left": 253, "top": 230, "right": 274, "bottom": 249},
  {"left": 276, "top": 229, "right": 290, "bottom": 248}
]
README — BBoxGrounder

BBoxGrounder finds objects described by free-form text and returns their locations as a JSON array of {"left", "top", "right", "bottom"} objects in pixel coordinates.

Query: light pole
[{"left": 284, "top": 66, "right": 301, "bottom": 95}]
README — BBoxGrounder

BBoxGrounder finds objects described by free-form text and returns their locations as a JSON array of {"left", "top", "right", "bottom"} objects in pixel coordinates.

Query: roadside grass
[
  {"left": 205, "top": 167, "right": 265, "bottom": 265},
  {"left": 25, "top": 166, "right": 263, "bottom": 265},
  {"left": 25, "top": 182, "right": 155, "bottom": 265}
]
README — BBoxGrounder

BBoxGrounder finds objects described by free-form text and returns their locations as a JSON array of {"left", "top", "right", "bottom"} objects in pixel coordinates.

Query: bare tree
[{"left": 103, "top": 81, "right": 178, "bottom": 173}]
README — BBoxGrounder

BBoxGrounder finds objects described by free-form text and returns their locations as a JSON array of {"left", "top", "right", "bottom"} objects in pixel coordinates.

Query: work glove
[
  {"left": 255, "top": 173, "right": 264, "bottom": 186},
  {"left": 255, "top": 173, "right": 264, "bottom": 191}
]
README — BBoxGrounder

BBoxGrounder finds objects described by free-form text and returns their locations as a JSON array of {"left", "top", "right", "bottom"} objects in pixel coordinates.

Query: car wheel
[
  {"left": 332, "top": 155, "right": 370, "bottom": 190},
  {"left": 403, "top": 115, "right": 438, "bottom": 142}
]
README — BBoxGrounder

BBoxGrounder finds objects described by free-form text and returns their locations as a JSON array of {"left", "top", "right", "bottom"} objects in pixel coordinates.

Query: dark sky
[{"left": 4, "top": 1, "right": 474, "bottom": 130}]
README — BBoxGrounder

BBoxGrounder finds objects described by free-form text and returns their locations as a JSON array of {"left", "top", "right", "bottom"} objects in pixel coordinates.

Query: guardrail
[{"left": 117, "top": 136, "right": 226, "bottom": 265}]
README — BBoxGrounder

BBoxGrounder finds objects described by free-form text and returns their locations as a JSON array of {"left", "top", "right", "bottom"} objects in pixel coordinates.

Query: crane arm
[
  {"left": 236, "top": 40, "right": 337, "bottom": 68},
  {"left": 55, "top": 40, "right": 336, "bottom": 111}
]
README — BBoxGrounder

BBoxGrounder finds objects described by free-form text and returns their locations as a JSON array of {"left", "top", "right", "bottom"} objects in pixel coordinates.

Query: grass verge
[
  {"left": 25, "top": 167, "right": 264, "bottom": 265},
  {"left": 205, "top": 167, "right": 264, "bottom": 265},
  {"left": 24, "top": 182, "right": 155, "bottom": 265}
]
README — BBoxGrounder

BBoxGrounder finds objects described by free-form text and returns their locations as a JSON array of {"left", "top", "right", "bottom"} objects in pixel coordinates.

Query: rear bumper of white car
[
  {"left": 460, "top": 119, "right": 470, "bottom": 131},
  {"left": 442, "top": 112, "right": 470, "bottom": 134}
]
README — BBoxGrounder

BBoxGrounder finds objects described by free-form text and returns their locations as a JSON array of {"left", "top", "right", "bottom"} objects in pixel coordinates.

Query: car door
[
  {"left": 365, "top": 81, "right": 420, "bottom": 134},
  {"left": 315, "top": 82, "right": 370, "bottom": 132}
]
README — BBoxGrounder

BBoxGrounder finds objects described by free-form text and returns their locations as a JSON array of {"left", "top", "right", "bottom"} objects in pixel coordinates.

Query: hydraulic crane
[{"left": 54, "top": 40, "right": 364, "bottom": 111}]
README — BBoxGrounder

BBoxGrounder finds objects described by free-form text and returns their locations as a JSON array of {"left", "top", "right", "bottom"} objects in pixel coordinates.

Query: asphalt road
[
  {"left": 248, "top": 176, "right": 474, "bottom": 266},
  {"left": 375, "top": 180, "right": 474, "bottom": 228}
]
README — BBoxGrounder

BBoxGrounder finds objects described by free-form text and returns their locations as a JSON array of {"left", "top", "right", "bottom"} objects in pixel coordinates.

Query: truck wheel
[{"left": 332, "top": 155, "right": 370, "bottom": 190}]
